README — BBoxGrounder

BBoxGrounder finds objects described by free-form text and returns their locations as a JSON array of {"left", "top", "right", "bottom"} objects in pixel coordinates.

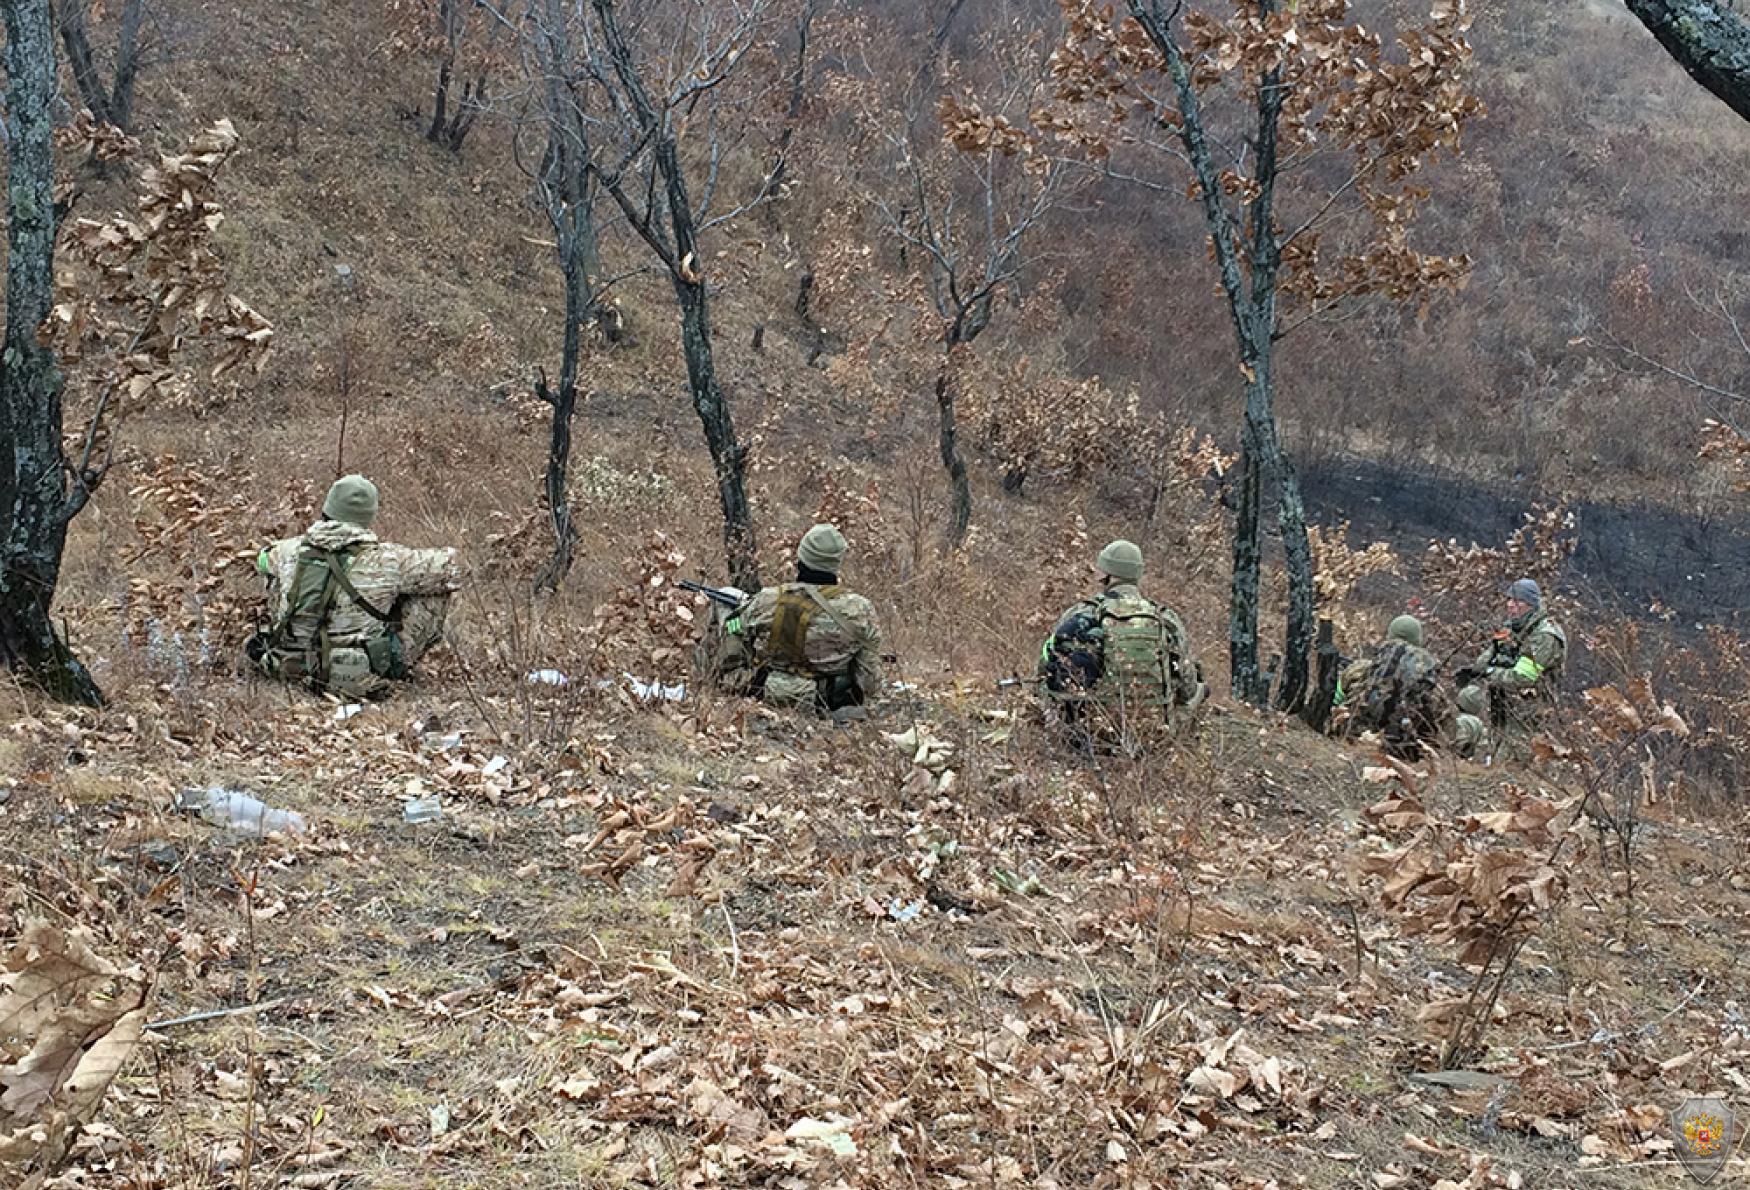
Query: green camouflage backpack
[
  {"left": 1094, "top": 590, "right": 1175, "bottom": 716},
  {"left": 258, "top": 544, "right": 403, "bottom": 692}
]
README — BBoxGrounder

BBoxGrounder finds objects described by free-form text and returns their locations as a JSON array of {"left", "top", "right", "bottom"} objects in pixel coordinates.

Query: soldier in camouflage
[
  {"left": 712, "top": 524, "right": 883, "bottom": 716},
  {"left": 1459, "top": 577, "right": 1567, "bottom": 731},
  {"left": 1037, "top": 540, "right": 1204, "bottom": 741},
  {"left": 250, "top": 475, "right": 458, "bottom": 698},
  {"left": 1335, "top": 614, "right": 1447, "bottom": 758}
]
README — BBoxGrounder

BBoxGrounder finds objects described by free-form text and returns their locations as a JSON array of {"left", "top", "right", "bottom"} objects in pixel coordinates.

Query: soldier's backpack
[
  {"left": 1356, "top": 642, "right": 1441, "bottom": 740},
  {"left": 256, "top": 544, "right": 405, "bottom": 694},
  {"left": 1095, "top": 590, "right": 1176, "bottom": 715}
]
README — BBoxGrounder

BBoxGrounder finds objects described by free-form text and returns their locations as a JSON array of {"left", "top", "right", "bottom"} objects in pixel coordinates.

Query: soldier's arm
[
  {"left": 1491, "top": 629, "right": 1560, "bottom": 691},
  {"left": 853, "top": 600, "right": 883, "bottom": 699},
  {"left": 387, "top": 545, "right": 461, "bottom": 597}
]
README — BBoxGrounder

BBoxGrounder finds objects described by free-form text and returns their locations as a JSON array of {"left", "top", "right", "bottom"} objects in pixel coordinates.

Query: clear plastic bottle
[{"left": 178, "top": 787, "right": 308, "bottom": 836}]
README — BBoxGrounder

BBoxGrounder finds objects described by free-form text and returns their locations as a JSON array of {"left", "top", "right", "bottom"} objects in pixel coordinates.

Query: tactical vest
[{"left": 756, "top": 583, "right": 848, "bottom": 676}]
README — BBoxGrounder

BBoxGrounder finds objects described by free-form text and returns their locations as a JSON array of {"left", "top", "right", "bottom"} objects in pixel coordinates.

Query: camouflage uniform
[
  {"left": 253, "top": 477, "right": 458, "bottom": 698},
  {"left": 1037, "top": 541, "right": 1203, "bottom": 743},
  {"left": 1453, "top": 684, "right": 1492, "bottom": 761},
  {"left": 710, "top": 524, "right": 883, "bottom": 714},
  {"left": 721, "top": 582, "right": 882, "bottom": 711},
  {"left": 1337, "top": 615, "right": 1447, "bottom": 758},
  {"left": 1464, "top": 584, "right": 1567, "bottom": 733}
]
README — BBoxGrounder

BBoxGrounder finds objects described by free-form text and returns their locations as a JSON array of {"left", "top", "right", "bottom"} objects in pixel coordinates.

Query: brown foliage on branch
[{"left": 50, "top": 120, "right": 273, "bottom": 440}]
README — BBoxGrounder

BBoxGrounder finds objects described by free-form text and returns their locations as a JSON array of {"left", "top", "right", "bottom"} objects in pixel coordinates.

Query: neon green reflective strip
[
  {"left": 256, "top": 548, "right": 271, "bottom": 575},
  {"left": 1333, "top": 679, "right": 1345, "bottom": 706},
  {"left": 1512, "top": 655, "right": 1543, "bottom": 681},
  {"left": 1040, "top": 637, "right": 1053, "bottom": 664},
  {"left": 725, "top": 617, "right": 742, "bottom": 635}
]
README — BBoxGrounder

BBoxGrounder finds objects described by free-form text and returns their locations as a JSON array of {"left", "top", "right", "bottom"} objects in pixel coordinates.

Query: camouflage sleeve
[
  {"left": 1162, "top": 610, "right": 1200, "bottom": 704},
  {"left": 848, "top": 595, "right": 883, "bottom": 700},
  {"left": 384, "top": 544, "right": 461, "bottom": 598},
  {"left": 1492, "top": 625, "right": 1562, "bottom": 691}
]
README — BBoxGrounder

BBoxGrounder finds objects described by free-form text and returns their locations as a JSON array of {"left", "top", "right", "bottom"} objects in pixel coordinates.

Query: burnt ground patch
[{"left": 1300, "top": 453, "right": 1750, "bottom": 631}]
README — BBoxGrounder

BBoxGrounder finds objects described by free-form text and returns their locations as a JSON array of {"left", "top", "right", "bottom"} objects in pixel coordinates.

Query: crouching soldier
[
  {"left": 1457, "top": 577, "right": 1567, "bottom": 734},
  {"left": 709, "top": 524, "right": 883, "bottom": 718},
  {"left": 249, "top": 475, "right": 458, "bottom": 698},
  {"left": 1335, "top": 614, "right": 1447, "bottom": 759},
  {"left": 1037, "top": 539, "right": 1204, "bottom": 748}
]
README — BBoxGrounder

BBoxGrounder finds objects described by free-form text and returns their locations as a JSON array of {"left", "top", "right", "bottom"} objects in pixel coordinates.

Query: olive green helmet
[
  {"left": 1387, "top": 614, "right": 1423, "bottom": 647},
  {"left": 1096, "top": 539, "right": 1144, "bottom": 582},
  {"left": 1458, "top": 684, "right": 1487, "bottom": 716}
]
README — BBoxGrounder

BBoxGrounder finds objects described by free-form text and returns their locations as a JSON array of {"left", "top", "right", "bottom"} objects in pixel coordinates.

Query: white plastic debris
[
  {"left": 526, "top": 669, "right": 570, "bottom": 687},
  {"left": 887, "top": 899, "right": 925, "bottom": 923},
  {"left": 623, "top": 673, "right": 686, "bottom": 703},
  {"left": 334, "top": 703, "right": 366, "bottom": 721},
  {"left": 175, "top": 787, "right": 307, "bottom": 836},
  {"left": 481, "top": 755, "right": 509, "bottom": 777},
  {"left": 403, "top": 796, "right": 443, "bottom": 825}
]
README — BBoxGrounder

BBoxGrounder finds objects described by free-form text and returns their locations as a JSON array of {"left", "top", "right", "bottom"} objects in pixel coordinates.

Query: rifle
[{"left": 678, "top": 579, "right": 747, "bottom": 608}]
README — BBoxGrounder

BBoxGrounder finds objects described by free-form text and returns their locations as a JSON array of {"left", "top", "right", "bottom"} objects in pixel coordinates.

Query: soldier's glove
[{"left": 1453, "top": 665, "right": 1482, "bottom": 687}]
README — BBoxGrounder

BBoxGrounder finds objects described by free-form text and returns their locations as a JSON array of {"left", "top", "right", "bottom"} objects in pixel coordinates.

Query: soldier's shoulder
[{"left": 829, "top": 588, "right": 879, "bottom": 620}]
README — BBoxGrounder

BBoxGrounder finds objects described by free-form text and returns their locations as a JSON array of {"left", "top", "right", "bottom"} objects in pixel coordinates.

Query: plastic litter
[
  {"left": 333, "top": 703, "right": 366, "bottom": 721},
  {"left": 623, "top": 673, "right": 686, "bottom": 702},
  {"left": 481, "top": 755, "right": 509, "bottom": 777},
  {"left": 526, "top": 669, "right": 570, "bottom": 687},
  {"left": 175, "top": 786, "right": 307, "bottom": 836},
  {"left": 887, "top": 899, "right": 925, "bottom": 923},
  {"left": 402, "top": 796, "right": 443, "bottom": 824}
]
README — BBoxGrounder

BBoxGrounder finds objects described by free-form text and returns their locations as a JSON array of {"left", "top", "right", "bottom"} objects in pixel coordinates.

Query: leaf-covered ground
[{"left": 5, "top": 669, "right": 1747, "bottom": 1188}]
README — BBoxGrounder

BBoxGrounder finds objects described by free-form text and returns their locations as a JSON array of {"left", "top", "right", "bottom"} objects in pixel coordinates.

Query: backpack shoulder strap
[{"left": 322, "top": 548, "right": 396, "bottom": 624}]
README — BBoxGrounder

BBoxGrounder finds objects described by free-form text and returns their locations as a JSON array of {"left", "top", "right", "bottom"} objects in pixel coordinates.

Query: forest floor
[{"left": 6, "top": 655, "right": 1748, "bottom": 1188}]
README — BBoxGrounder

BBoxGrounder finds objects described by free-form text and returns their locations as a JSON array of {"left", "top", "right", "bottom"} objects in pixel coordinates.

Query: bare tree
[
  {"left": 1051, "top": 0, "right": 1479, "bottom": 707},
  {"left": 580, "top": 0, "right": 787, "bottom": 589},
  {"left": 1624, "top": 0, "right": 1750, "bottom": 123},
  {"left": 54, "top": 0, "right": 154, "bottom": 131},
  {"left": 872, "top": 39, "right": 1078, "bottom": 548},
  {"left": 1, "top": 0, "right": 100, "bottom": 703},
  {"left": 515, "top": 0, "right": 615, "bottom": 589},
  {"left": 386, "top": 0, "right": 504, "bottom": 151}
]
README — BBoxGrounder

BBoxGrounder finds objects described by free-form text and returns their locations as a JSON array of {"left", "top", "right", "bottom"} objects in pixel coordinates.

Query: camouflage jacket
[
  {"left": 1341, "top": 639, "right": 1447, "bottom": 739},
  {"left": 729, "top": 581, "right": 882, "bottom": 708},
  {"left": 1476, "top": 609, "right": 1566, "bottom": 698},
  {"left": 259, "top": 520, "right": 458, "bottom": 681},
  {"left": 1040, "top": 585, "right": 1200, "bottom": 712},
  {"left": 1454, "top": 712, "right": 1491, "bottom": 760}
]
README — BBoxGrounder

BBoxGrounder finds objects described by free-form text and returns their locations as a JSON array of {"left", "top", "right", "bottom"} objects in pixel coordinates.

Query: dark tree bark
[
  {"left": 526, "top": 0, "right": 607, "bottom": 589},
  {"left": 589, "top": 0, "right": 762, "bottom": 590},
  {"left": 1133, "top": 0, "right": 1316, "bottom": 708},
  {"left": 1625, "top": 0, "right": 1750, "bottom": 123},
  {"left": 425, "top": 0, "right": 488, "bottom": 153},
  {"left": 54, "top": 0, "right": 148, "bottom": 130},
  {"left": 2, "top": 0, "right": 104, "bottom": 705},
  {"left": 934, "top": 354, "right": 973, "bottom": 547}
]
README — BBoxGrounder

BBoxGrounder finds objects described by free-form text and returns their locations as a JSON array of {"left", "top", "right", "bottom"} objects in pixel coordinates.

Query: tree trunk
[
  {"left": 674, "top": 277, "right": 760, "bottom": 589},
  {"left": 934, "top": 350, "right": 973, "bottom": 548},
  {"left": 534, "top": 262, "right": 584, "bottom": 591},
  {"left": 1274, "top": 449, "right": 1316, "bottom": 712},
  {"left": 2, "top": 0, "right": 104, "bottom": 705},
  {"left": 1624, "top": 0, "right": 1750, "bottom": 123},
  {"left": 1228, "top": 417, "right": 1266, "bottom": 705},
  {"left": 109, "top": 0, "right": 146, "bottom": 131},
  {"left": 428, "top": 55, "right": 453, "bottom": 144},
  {"left": 55, "top": 0, "right": 115, "bottom": 124}
]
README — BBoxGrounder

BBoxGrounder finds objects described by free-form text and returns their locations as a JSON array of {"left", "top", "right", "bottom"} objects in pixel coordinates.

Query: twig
[
  {"left": 720, "top": 899, "right": 741, "bottom": 980},
  {"left": 146, "top": 997, "right": 290, "bottom": 1032},
  {"left": 1532, "top": 977, "right": 1707, "bottom": 1052}
]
